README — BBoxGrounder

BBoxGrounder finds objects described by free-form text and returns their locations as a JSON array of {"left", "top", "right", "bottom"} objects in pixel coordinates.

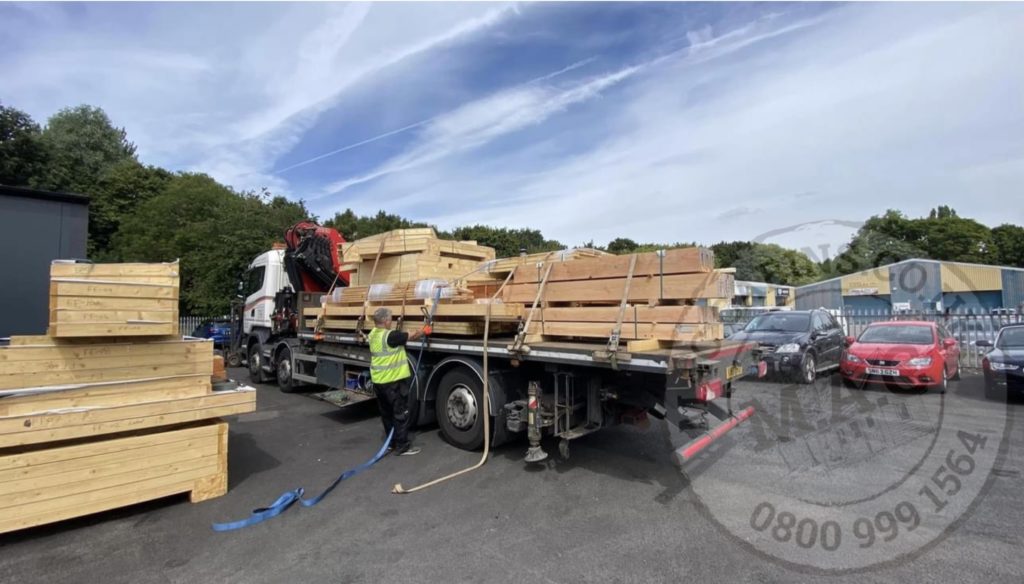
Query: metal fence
[{"left": 832, "top": 309, "right": 1020, "bottom": 370}]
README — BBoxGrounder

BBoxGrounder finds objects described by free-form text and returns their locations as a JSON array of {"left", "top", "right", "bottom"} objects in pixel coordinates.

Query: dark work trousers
[{"left": 374, "top": 377, "right": 411, "bottom": 450}]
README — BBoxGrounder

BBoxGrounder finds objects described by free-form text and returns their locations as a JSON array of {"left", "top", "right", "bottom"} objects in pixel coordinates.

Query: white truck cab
[{"left": 241, "top": 249, "right": 291, "bottom": 335}]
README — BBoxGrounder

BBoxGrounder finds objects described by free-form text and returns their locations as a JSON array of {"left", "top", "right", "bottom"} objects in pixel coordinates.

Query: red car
[{"left": 840, "top": 321, "right": 961, "bottom": 391}]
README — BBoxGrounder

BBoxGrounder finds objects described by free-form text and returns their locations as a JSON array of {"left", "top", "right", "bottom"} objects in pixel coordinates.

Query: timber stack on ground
[
  {"left": 0, "top": 261, "right": 256, "bottom": 535},
  {"left": 307, "top": 229, "right": 730, "bottom": 350}
]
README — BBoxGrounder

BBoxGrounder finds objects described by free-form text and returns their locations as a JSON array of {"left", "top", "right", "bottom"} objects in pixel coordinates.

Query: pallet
[
  {"left": 0, "top": 420, "right": 228, "bottom": 534},
  {"left": 48, "top": 261, "right": 181, "bottom": 338}
]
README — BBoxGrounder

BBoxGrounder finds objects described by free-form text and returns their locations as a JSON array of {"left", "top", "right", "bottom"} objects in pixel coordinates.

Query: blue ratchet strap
[
  {"left": 211, "top": 429, "right": 393, "bottom": 531},
  {"left": 211, "top": 488, "right": 305, "bottom": 532}
]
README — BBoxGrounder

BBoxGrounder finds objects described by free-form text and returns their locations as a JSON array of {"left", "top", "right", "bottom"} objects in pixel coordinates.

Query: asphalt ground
[{"left": 1, "top": 368, "right": 1021, "bottom": 583}]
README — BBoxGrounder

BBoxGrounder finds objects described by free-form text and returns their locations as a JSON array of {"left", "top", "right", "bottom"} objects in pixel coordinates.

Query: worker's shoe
[{"left": 395, "top": 446, "right": 421, "bottom": 456}]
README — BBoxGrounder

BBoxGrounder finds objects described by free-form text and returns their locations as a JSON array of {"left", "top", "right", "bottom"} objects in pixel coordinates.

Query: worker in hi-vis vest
[{"left": 368, "top": 307, "right": 431, "bottom": 456}]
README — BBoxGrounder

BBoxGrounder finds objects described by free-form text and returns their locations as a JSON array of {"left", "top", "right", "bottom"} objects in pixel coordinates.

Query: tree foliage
[
  {"left": 113, "top": 174, "right": 308, "bottom": 314},
  {"left": 0, "top": 103, "right": 47, "bottom": 187},
  {"left": 992, "top": 224, "right": 1024, "bottom": 267},
  {"left": 324, "top": 209, "right": 431, "bottom": 241},
  {"left": 444, "top": 225, "right": 563, "bottom": 258},
  {"left": 32, "top": 105, "right": 137, "bottom": 193}
]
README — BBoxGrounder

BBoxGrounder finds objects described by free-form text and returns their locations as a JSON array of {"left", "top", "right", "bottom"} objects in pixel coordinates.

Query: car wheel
[
  {"left": 436, "top": 368, "right": 487, "bottom": 451},
  {"left": 798, "top": 353, "right": 816, "bottom": 385},
  {"left": 951, "top": 358, "right": 961, "bottom": 381},
  {"left": 984, "top": 381, "right": 1005, "bottom": 402},
  {"left": 937, "top": 364, "right": 948, "bottom": 394},
  {"left": 276, "top": 345, "right": 298, "bottom": 393},
  {"left": 248, "top": 342, "right": 269, "bottom": 384},
  {"left": 226, "top": 352, "right": 242, "bottom": 368}
]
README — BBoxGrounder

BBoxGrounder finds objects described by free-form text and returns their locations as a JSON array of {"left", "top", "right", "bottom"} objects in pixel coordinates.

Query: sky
[{"left": 2, "top": 2, "right": 1022, "bottom": 257}]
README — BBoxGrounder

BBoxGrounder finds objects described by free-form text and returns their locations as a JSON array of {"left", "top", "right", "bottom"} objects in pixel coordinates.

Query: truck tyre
[
  {"left": 248, "top": 341, "right": 269, "bottom": 384},
  {"left": 276, "top": 345, "right": 298, "bottom": 393},
  {"left": 436, "top": 369, "right": 486, "bottom": 451}
]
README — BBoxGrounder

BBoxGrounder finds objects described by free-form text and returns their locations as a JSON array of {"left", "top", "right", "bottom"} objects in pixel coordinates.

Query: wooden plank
[
  {"left": 1, "top": 464, "right": 217, "bottom": 525},
  {"left": 0, "top": 454, "right": 219, "bottom": 510},
  {"left": 192, "top": 421, "right": 229, "bottom": 502},
  {"left": 536, "top": 305, "right": 717, "bottom": 324},
  {"left": 307, "top": 319, "right": 517, "bottom": 336},
  {"left": 52, "top": 296, "right": 179, "bottom": 310},
  {"left": 0, "top": 422, "right": 218, "bottom": 474},
  {"left": 50, "top": 281, "right": 178, "bottom": 300},
  {"left": 50, "top": 262, "right": 180, "bottom": 278},
  {"left": 52, "top": 309, "right": 177, "bottom": 323},
  {"left": 0, "top": 359, "right": 212, "bottom": 390},
  {"left": 512, "top": 247, "right": 713, "bottom": 283},
  {"left": 0, "top": 377, "right": 212, "bottom": 417},
  {"left": 504, "top": 272, "right": 734, "bottom": 303},
  {"left": 625, "top": 338, "right": 663, "bottom": 352},
  {"left": 48, "top": 322, "right": 179, "bottom": 338},
  {"left": 0, "top": 338, "right": 207, "bottom": 357},
  {"left": 484, "top": 248, "right": 611, "bottom": 274},
  {"left": 527, "top": 321, "right": 724, "bottom": 342},
  {"left": 305, "top": 302, "right": 523, "bottom": 320},
  {"left": 0, "top": 351, "right": 209, "bottom": 375},
  {"left": 0, "top": 390, "right": 254, "bottom": 447}
]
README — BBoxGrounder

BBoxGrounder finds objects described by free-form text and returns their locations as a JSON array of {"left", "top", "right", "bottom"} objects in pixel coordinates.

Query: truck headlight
[
  {"left": 990, "top": 362, "right": 1019, "bottom": 371},
  {"left": 777, "top": 343, "right": 801, "bottom": 354},
  {"left": 906, "top": 357, "right": 932, "bottom": 367}
]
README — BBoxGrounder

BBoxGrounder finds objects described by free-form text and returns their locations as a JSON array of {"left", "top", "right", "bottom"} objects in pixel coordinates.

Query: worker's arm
[{"left": 386, "top": 326, "right": 431, "bottom": 348}]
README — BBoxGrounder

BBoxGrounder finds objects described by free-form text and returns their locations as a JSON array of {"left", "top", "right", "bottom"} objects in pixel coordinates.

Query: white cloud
[
  {"left": 0, "top": 2, "right": 516, "bottom": 194},
  {"left": 318, "top": 4, "right": 1024, "bottom": 250}
]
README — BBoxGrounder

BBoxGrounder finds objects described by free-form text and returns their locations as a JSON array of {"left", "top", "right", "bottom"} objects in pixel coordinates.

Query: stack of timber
[
  {"left": 0, "top": 262, "right": 256, "bottom": 535},
  {"left": 339, "top": 228, "right": 496, "bottom": 286},
  {"left": 48, "top": 260, "right": 180, "bottom": 337},
  {"left": 503, "top": 247, "right": 730, "bottom": 348}
]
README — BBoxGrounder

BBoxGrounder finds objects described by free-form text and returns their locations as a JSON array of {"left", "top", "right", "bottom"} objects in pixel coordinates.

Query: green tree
[
  {"left": 992, "top": 224, "right": 1024, "bottom": 267},
  {"left": 90, "top": 162, "right": 173, "bottom": 258},
  {"left": 113, "top": 173, "right": 307, "bottom": 314},
  {"left": 33, "top": 105, "right": 137, "bottom": 193},
  {"left": 606, "top": 237, "right": 639, "bottom": 254},
  {"left": 729, "top": 243, "right": 820, "bottom": 285},
  {"left": 446, "top": 225, "right": 563, "bottom": 258},
  {"left": 711, "top": 241, "right": 755, "bottom": 269},
  {"left": 0, "top": 103, "right": 47, "bottom": 186},
  {"left": 324, "top": 209, "right": 430, "bottom": 240}
]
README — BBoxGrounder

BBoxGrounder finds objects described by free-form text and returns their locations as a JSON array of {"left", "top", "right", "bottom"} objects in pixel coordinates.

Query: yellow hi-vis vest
[{"left": 368, "top": 327, "right": 411, "bottom": 384}]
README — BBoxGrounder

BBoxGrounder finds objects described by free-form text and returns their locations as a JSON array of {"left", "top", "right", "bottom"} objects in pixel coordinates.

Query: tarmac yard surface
[{"left": 1, "top": 369, "right": 1022, "bottom": 583}]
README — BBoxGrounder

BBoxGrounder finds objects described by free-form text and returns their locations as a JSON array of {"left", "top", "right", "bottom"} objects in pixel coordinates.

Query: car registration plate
[{"left": 866, "top": 367, "right": 899, "bottom": 376}]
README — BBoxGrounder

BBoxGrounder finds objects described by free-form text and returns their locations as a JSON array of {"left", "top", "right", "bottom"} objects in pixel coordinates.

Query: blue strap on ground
[
  {"left": 211, "top": 429, "right": 393, "bottom": 531},
  {"left": 211, "top": 488, "right": 305, "bottom": 532}
]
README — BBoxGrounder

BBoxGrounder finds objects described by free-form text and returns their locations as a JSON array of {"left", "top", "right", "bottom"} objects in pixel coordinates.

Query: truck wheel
[
  {"left": 248, "top": 342, "right": 269, "bottom": 384},
  {"left": 276, "top": 346, "right": 298, "bottom": 393},
  {"left": 226, "top": 352, "right": 242, "bottom": 368},
  {"left": 436, "top": 369, "right": 486, "bottom": 451}
]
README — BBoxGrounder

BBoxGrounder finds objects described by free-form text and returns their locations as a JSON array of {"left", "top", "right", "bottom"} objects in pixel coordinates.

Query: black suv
[{"left": 728, "top": 309, "right": 845, "bottom": 383}]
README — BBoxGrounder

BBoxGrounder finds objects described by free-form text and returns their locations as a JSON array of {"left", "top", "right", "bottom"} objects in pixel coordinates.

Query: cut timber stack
[
  {"left": 0, "top": 262, "right": 256, "bottom": 535},
  {"left": 48, "top": 260, "right": 180, "bottom": 337},
  {"left": 503, "top": 247, "right": 730, "bottom": 348},
  {"left": 340, "top": 228, "right": 496, "bottom": 286}
]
